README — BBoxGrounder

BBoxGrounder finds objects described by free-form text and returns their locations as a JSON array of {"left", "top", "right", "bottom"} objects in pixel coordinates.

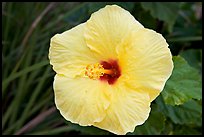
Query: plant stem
[{"left": 15, "top": 107, "right": 56, "bottom": 135}]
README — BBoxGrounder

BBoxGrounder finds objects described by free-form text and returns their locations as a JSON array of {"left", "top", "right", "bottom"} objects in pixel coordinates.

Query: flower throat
[{"left": 85, "top": 60, "right": 121, "bottom": 85}]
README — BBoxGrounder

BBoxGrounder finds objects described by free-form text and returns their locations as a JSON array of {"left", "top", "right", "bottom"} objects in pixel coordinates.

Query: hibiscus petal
[
  {"left": 118, "top": 28, "right": 173, "bottom": 102},
  {"left": 49, "top": 23, "right": 99, "bottom": 78},
  {"left": 84, "top": 5, "right": 144, "bottom": 60},
  {"left": 54, "top": 74, "right": 110, "bottom": 126},
  {"left": 93, "top": 84, "right": 151, "bottom": 135}
]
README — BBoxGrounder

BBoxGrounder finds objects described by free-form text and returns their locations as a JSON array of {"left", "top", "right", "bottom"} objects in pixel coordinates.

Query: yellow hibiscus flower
[{"left": 49, "top": 5, "right": 173, "bottom": 135}]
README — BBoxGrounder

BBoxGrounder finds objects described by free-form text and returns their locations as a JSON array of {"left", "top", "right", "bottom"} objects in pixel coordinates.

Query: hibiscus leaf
[
  {"left": 161, "top": 111, "right": 201, "bottom": 135},
  {"left": 160, "top": 118, "right": 174, "bottom": 135},
  {"left": 167, "top": 100, "right": 202, "bottom": 127},
  {"left": 156, "top": 96, "right": 202, "bottom": 127},
  {"left": 129, "top": 104, "right": 166, "bottom": 135},
  {"left": 140, "top": 2, "right": 181, "bottom": 32},
  {"left": 161, "top": 56, "right": 202, "bottom": 106},
  {"left": 179, "top": 49, "right": 202, "bottom": 72},
  {"left": 172, "top": 124, "right": 202, "bottom": 135}
]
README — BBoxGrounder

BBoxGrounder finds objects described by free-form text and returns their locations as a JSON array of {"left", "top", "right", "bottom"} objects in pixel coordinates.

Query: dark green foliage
[
  {"left": 161, "top": 56, "right": 202, "bottom": 105},
  {"left": 2, "top": 2, "right": 202, "bottom": 135}
]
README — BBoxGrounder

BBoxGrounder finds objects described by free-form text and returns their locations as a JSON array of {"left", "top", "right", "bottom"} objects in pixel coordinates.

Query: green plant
[{"left": 2, "top": 2, "right": 202, "bottom": 135}]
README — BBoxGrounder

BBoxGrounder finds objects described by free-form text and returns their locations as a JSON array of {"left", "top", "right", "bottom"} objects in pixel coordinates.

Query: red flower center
[{"left": 100, "top": 60, "right": 121, "bottom": 85}]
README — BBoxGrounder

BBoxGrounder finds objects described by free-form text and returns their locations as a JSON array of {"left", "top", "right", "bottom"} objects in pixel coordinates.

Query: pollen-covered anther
[{"left": 85, "top": 63, "right": 113, "bottom": 80}]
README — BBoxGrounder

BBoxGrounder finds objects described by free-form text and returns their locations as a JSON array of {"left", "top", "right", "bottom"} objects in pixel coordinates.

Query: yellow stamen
[{"left": 85, "top": 63, "right": 113, "bottom": 79}]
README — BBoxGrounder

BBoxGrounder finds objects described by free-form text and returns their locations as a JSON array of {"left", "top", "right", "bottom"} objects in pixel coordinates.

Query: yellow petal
[
  {"left": 93, "top": 84, "right": 151, "bottom": 135},
  {"left": 54, "top": 74, "right": 110, "bottom": 126},
  {"left": 49, "top": 23, "right": 98, "bottom": 78},
  {"left": 84, "top": 5, "right": 144, "bottom": 60},
  {"left": 118, "top": 28, "right": 173, "bottom": 102}
]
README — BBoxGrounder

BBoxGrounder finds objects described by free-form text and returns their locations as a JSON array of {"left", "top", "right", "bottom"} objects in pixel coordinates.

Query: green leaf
[
  {"left": 179, "top": 49, "right": 202, "bottom": 71},
  {"left": 140, "top": 2, "right": 181, "bottom": 32},
  {"left": 168, "top": 100, "right": 202, "bottom": 127},
  {"left": 156, "top": 96, "right": 202, "bottom": 127},
  {"left": 161, "top": 56, "right": 202, "bottom": 105},
  {"left": 161, "top": 116, "right": 202, "bottom": 135},
  {"left": 161, "top": 118, "right": 174, "bottom": 135},
  {"left": 172, "top": 124, "right": 202, "bottom": 135},
  {"left": 167, "top": 36, "right": 202, "bottom": 42},
  {"left": 29, "top": 126, "right": 73, "bottom": 135},
  {"left": 129, "top": 104, "right": 166, "bottom": 135}
]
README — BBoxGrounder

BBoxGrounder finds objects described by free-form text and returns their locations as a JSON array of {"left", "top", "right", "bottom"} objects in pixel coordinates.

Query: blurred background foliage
[{"left": 2, "top": 2, "right": 202, "bottom": 135}]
